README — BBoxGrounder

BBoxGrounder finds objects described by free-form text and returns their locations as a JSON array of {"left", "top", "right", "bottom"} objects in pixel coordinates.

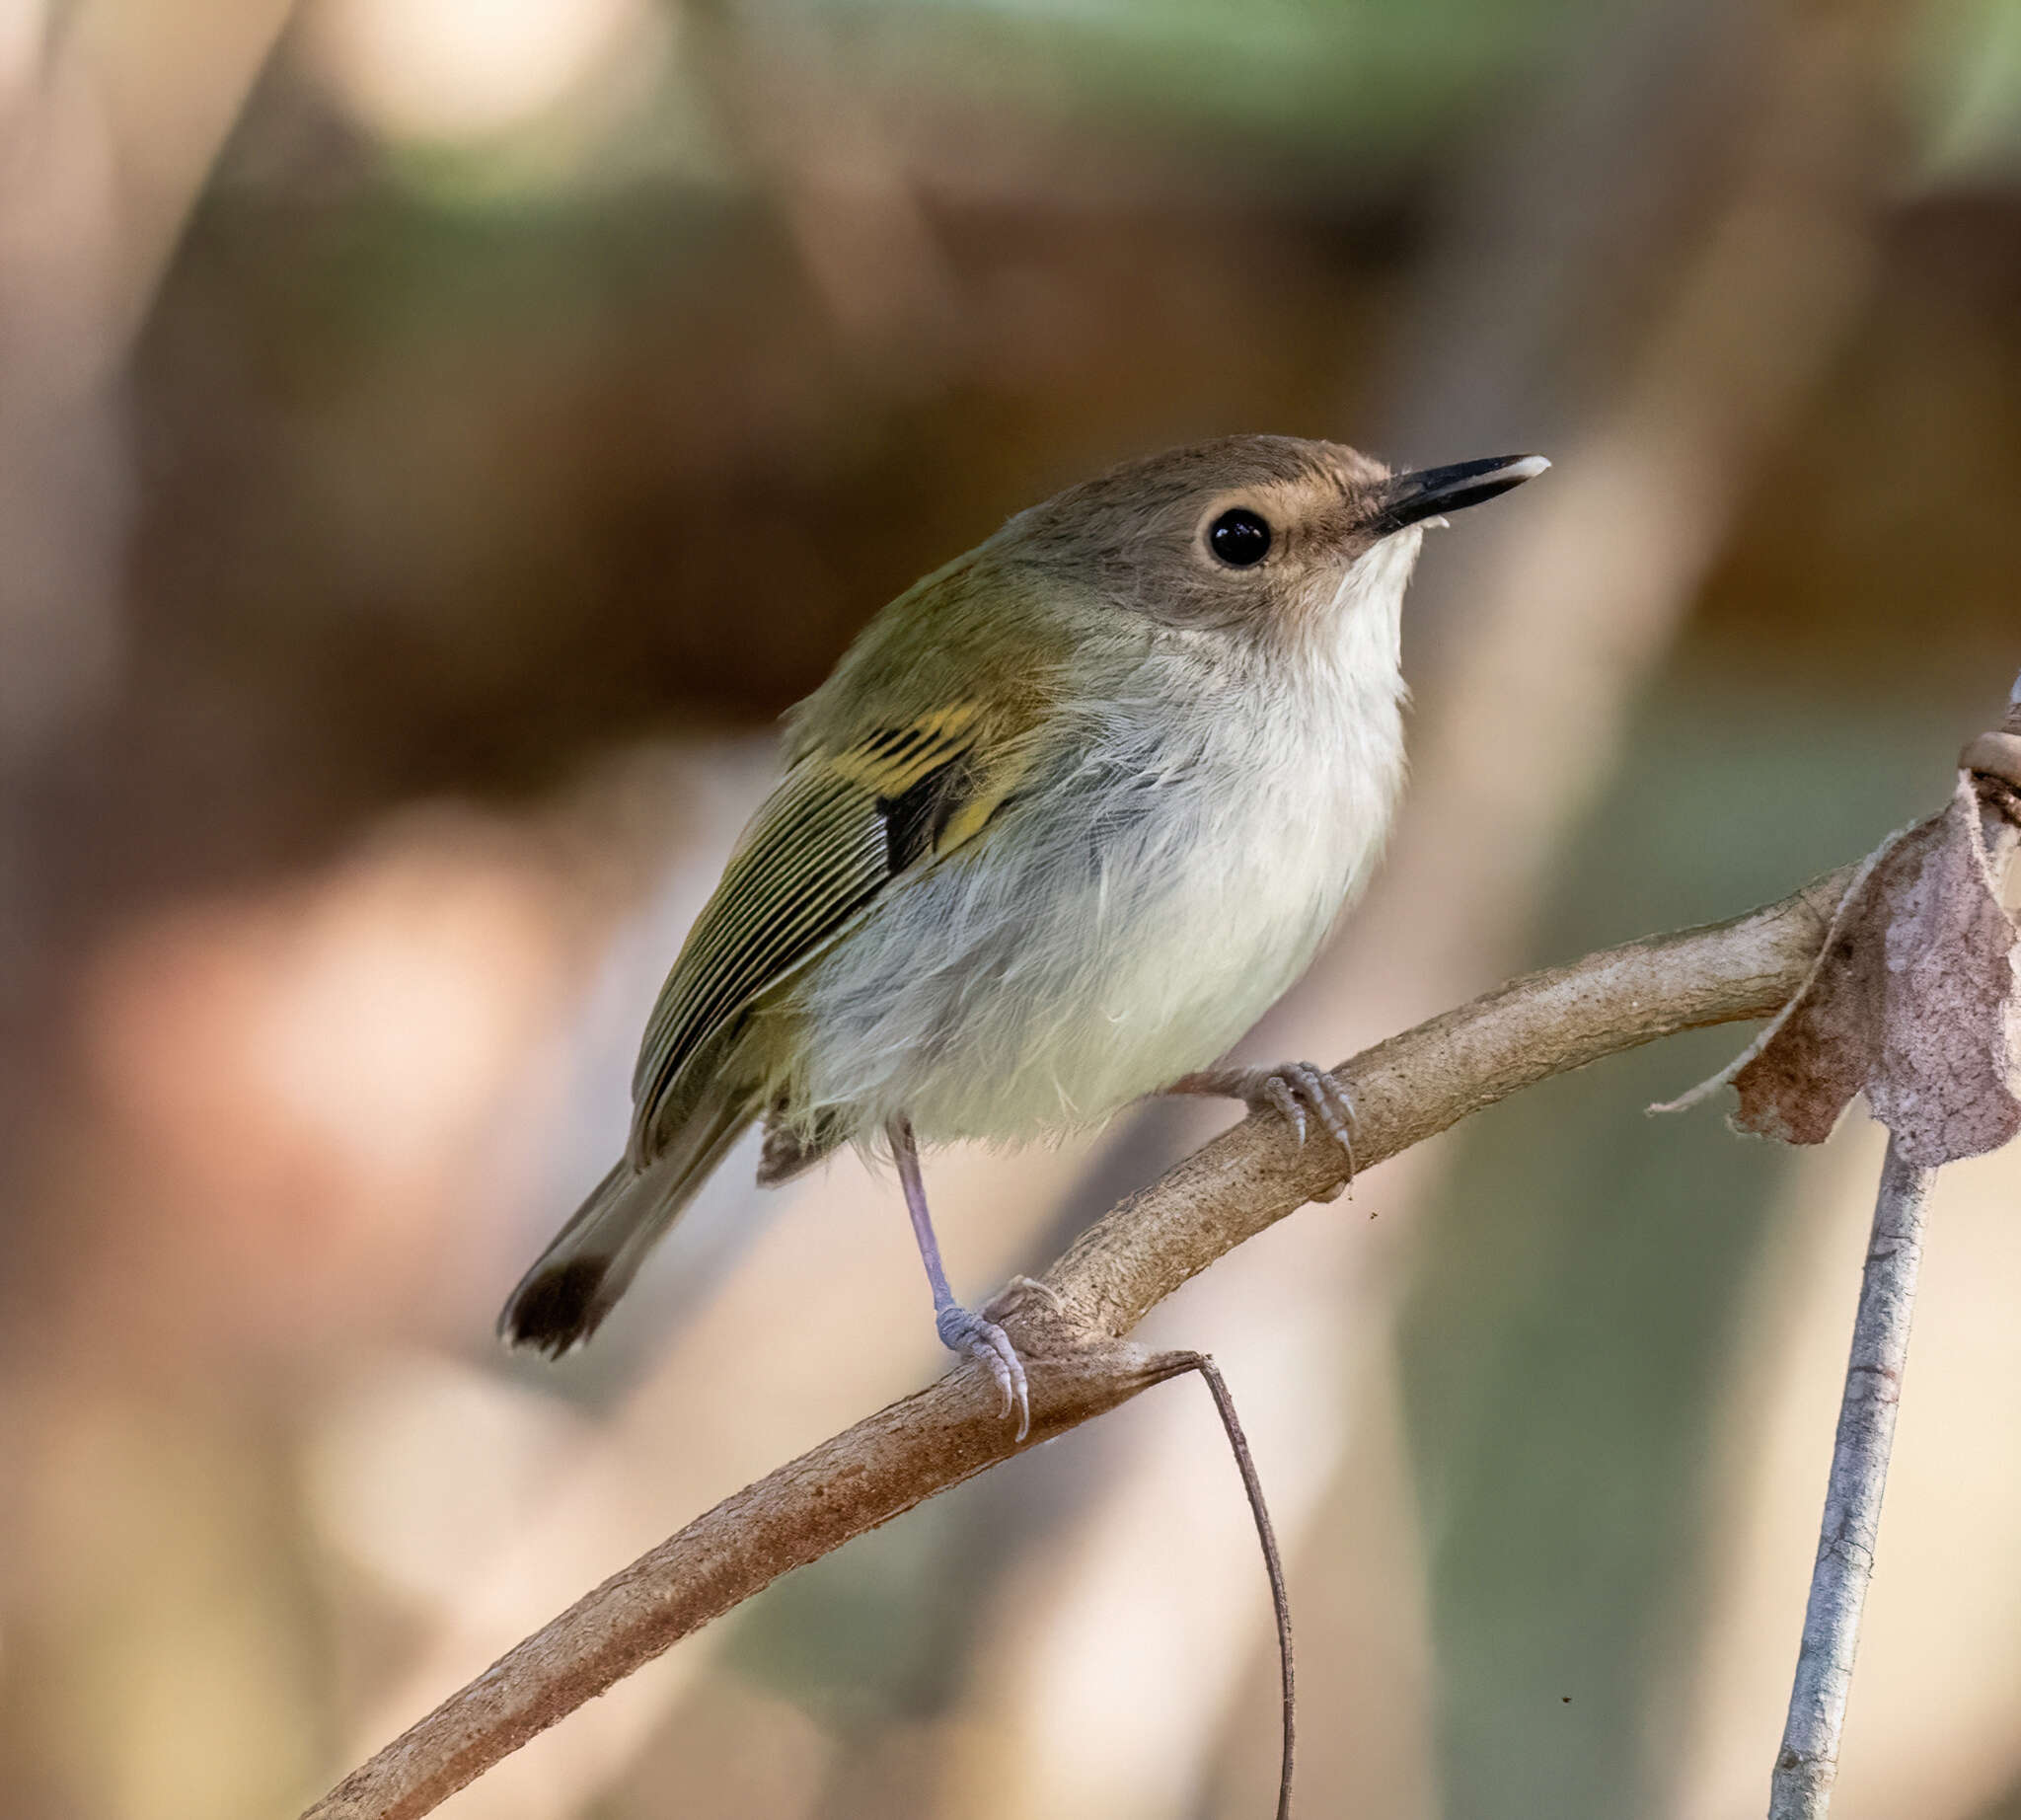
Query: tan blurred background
[{"left": 2, "top": 1, "right": 2019, "bottom": 1816}]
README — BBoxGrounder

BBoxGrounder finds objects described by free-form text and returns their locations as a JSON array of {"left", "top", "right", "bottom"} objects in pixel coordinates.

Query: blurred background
[{"left": 1, "top": 0, "right": 2019, "bottom": 1815}]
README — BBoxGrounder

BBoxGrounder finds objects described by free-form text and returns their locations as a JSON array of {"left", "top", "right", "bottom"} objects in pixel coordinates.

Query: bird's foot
[
  {"left": 1254, "top": 1061, "right": 1356, "bottom": 1164},
  {"left": 936, "top": 1300, "right": 1032, "bottom": 1441},
  {"left": 1175, "top": 1062, "right": 1357, "bottom": 1177}
]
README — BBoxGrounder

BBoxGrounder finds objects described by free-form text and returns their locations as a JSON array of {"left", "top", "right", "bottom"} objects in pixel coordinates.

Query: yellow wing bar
[{"left": 627, "top": 705, "right": 1025, "bottom": 1155}]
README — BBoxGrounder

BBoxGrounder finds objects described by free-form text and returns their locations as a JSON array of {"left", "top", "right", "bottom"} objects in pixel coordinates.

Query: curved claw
[
  {"left": 936, "top": 1302, "right": 1031, "bottom": 1440},
  {"left": 1261, "top": 1074, "right": 1306, "bottom": 1143},
  {"left": 1164, "top": 1061, "right": 1358, "bottom": 1184},
  {"left": 1254, "top": 1062, "right": 1357, "bottom": 1178}
]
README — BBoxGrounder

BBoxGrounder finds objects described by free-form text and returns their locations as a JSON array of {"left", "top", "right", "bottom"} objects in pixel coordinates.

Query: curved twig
[
  {"left": 304, "top": 860, "right": 1859, "bottom": 1820},
  {"left": 1174, "top": 1352, "right": 1297, "bottom": 1820}
]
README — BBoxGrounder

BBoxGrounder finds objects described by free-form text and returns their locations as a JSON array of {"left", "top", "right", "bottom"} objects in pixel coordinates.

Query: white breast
[{"left": 781, "top": 534, "right": 1418, "bottom": 1146}]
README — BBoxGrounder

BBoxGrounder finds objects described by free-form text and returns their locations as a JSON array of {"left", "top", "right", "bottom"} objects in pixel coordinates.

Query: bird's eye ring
[{"left": 1207, "top": 507, "right": 1272, "bottom": 568}]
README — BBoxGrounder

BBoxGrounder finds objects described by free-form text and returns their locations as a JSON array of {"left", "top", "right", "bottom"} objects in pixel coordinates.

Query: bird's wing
[{"left": 627, "top": 703, "right": 1029, "bottom": 1156}]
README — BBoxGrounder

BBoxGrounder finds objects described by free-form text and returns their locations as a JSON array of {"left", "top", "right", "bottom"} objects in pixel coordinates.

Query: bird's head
[{"left": 1001, "top": 433, "right": 1547, "bottom": 644}]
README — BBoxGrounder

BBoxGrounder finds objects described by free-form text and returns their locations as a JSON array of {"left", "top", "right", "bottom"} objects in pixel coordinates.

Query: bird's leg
[
  {"left": 889, "top": 1117, "right": 1031, "bottom": 1439},
  {"left": 1165, "top": 1062, "right": 1357, "bottom": 1176}
]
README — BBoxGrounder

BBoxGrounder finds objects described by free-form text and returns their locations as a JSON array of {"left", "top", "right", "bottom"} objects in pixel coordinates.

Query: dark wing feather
[{"left": 627, "top": 706, "right": 1023, "bottom": 1159}]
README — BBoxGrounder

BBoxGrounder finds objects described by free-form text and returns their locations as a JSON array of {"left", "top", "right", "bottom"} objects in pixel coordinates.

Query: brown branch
[{"left": 303, "top": 860, "right": 1858, "bottom": 1820}]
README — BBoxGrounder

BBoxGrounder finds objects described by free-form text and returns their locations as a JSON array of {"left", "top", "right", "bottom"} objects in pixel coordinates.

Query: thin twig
[
  {"left": 304, "top": 862, "right": 1857, "bottom": 1820},
  {"left": 1767, "top": 1138, "right": 1932, "bottom": 1819},
  {"left": 1169, "top": 1352, "right": 1296, "bottom": 1820}
]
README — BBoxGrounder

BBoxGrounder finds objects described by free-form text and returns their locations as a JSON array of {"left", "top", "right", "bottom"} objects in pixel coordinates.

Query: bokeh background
[{"left": 2, "top": 0, "right": 2020, "bottom": 1815}]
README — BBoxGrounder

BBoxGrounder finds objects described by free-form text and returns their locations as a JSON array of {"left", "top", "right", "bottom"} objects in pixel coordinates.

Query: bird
[{"left": 499, "top": 434, "right": 1547, "bottom": 1434}]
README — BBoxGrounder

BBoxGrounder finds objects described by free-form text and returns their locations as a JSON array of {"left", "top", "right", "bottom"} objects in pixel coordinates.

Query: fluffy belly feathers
[{"left": 771, "top": 697, "right": 1401, "bottom": 1144}]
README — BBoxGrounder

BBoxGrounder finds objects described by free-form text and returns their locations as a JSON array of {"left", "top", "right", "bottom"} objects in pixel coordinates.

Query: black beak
[{"left": 1367, "top": 453, "right": 1549, "bottom": 536}]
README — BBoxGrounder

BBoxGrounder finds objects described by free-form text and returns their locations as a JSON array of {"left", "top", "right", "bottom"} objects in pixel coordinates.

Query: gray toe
[{"left": 936, "top": 1304, "right": 1031, "bottom": 1440}]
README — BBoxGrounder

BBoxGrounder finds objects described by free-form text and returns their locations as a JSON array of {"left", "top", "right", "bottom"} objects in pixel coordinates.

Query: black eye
[{"left": 1208, "top": 507, "right": 1272, "bottom": 568}]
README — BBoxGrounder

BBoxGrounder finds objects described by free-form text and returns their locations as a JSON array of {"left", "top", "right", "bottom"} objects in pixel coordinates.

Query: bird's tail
[{"left": 498, "top": 1083, "right": 755, "bottom": 1356}]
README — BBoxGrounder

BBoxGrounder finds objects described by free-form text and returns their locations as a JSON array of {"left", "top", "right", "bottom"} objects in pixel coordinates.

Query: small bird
[{"left": 500, "top": 435, "right": 1546, "bottom": 1431}]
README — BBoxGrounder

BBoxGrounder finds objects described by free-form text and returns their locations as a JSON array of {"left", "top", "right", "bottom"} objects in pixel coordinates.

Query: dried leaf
[
  {"left": 1693, "top": 776, "right": 2021, "bottom": 1164},
  {"left": 1862, "top": 780, "right": 2021, "bottom": 1163},
  {"left": 1649, "top": 831, "right": 1908, "bottom": 1120}
]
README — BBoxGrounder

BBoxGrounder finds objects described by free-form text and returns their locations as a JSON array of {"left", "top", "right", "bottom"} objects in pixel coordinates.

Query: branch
[
  {"left": 1767, "top": 1137, "right": 1933, "bottom": 1819},
  {"left": 304, "top": 860, "right": 1859, "bottom": 1820}
]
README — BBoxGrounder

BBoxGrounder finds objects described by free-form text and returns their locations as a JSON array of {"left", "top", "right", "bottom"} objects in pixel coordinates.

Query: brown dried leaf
[{"left": 1717, "top": 777, "right": 2021, "bottom": 1164}]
